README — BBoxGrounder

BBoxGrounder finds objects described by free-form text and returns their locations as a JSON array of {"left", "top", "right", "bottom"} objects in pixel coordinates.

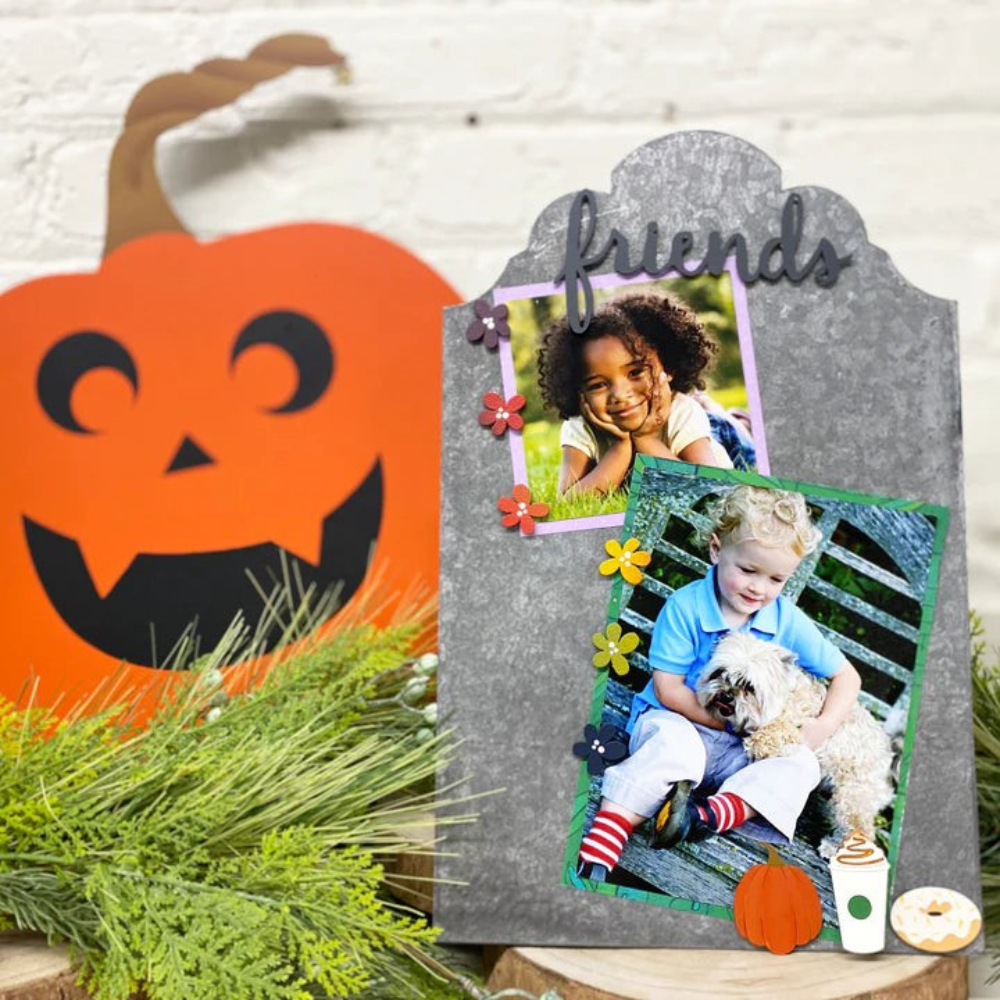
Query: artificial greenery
[
  {"left": 973, "top": 613, "right": 1000, "bottom": 965},
  {"left": 0, "top": 598, "right": 477, "bottom": 1000}
]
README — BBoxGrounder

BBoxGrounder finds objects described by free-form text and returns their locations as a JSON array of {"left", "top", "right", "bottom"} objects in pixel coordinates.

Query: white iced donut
[{"left": 890, "top": 886, "right": 982, "bottom": 953}]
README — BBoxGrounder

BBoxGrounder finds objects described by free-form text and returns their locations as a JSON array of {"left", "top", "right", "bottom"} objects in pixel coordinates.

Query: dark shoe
[
  {"left": 650, "top": 781, "right": 713, "bottom": 849},
  {"left": 575, "top": 861, "right": 609, "bottom": 883}
]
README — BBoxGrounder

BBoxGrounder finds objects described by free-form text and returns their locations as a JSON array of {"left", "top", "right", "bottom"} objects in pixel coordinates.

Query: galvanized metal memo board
[{"left": 436, "top": 131, "right": 977, "bottom": 953}]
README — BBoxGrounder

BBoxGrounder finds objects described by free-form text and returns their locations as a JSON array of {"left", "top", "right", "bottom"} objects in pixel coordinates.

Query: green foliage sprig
[
  {"left": 974, "top": 614, "right": 1000, "bottom": 963},
  {"left": 0, "top": 603, "right": 474, "bottom": 1000}
]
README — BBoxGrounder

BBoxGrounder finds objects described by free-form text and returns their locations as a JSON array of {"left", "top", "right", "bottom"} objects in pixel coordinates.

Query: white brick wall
[{"left": 2, "top": 0, "right": 999, "bottom": 640}]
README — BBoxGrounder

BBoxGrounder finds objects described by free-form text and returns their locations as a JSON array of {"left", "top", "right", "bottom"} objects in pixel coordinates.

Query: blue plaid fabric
[{"left": 708, "top": 412, "right": 756, "bottom": 471}]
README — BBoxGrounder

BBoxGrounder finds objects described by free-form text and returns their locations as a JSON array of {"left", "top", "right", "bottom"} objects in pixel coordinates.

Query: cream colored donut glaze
[{"left": 890, "top": 886, "right": 982, "bottom": 953}]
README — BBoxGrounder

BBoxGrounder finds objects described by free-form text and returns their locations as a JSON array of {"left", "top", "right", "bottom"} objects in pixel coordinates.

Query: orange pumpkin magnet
[
  {"left": 733, "top": 845, "right": 823, "bottom": 954},
  {"left": 0, "top": 36, "right": 458, "bottom": 709}
]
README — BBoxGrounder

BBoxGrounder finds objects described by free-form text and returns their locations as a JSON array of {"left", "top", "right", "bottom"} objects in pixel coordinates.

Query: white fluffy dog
[{"left": 696, "top": 632, "right": 895, "bottom": 853}]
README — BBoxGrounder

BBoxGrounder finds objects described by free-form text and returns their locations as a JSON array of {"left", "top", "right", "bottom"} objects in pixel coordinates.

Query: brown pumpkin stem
[
  {"left": 104, "top": 34, "right": 349, "bottom": 257},
  {"left": 764, "top": 843, "right": 786, "bottom": 867}
]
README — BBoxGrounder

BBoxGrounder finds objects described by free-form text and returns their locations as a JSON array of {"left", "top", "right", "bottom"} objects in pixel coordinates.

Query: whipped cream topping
[{"left": 834, "top": 830, "right": 886, "bottom": 867}]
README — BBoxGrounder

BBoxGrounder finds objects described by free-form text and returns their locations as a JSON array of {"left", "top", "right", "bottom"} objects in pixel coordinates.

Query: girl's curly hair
[{"left": 536, "top": 291, "right": 718, "bottom": 419}]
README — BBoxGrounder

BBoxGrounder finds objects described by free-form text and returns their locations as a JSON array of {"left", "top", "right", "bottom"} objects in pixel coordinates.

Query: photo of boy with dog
[{"left": 566, "top": 462, "right": 947, "bottom": 931}]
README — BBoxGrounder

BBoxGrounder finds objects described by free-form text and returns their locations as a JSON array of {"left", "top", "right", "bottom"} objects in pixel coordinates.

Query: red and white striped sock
[
  {"left": 578, "top": 810, "right": 634, "bottom": 872},
  {"left": 695, "top": 792, "right": 748, "bottom": 832}
]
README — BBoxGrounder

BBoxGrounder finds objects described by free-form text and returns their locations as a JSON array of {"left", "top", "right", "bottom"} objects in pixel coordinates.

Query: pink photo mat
[{"left": 492, "top": 262, "right": 770, "bottom": 535}]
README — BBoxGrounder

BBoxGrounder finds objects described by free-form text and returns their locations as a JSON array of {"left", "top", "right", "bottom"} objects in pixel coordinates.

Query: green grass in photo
[{"left": 520, "top": 420, "right": 629, "bottom": 520}]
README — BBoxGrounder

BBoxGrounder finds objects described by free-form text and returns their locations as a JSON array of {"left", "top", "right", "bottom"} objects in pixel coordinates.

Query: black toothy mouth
[{"left": 23, "top": 460, "right": 382, "bottom": 668}]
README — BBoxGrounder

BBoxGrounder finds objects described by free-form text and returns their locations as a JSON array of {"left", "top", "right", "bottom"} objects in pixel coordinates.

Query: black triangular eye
[
  {"left": 37, "top": 331, "right": 138, "bottom": 434},
  {"left": 230, "top": 311, "right": 333, "bottom": 414}
]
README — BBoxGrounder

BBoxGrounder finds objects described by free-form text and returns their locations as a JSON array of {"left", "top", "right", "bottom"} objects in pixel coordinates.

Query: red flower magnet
[
  {"left": 478, "top": 392, "right": 526, "bottom": 437},
  {"left": 497, "top": 484, "right": 549, "bottom": 536}
]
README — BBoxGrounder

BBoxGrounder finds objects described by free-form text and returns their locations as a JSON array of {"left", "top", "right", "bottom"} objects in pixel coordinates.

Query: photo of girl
[
  {"left": 495, "top": 271, "right": 765, "bottom": 529},
  {"left": 538, "top": 291, "right": 754, "bottom": 497}
]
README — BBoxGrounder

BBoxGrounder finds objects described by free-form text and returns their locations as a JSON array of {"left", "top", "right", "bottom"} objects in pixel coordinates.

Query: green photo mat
[{"left": 562, "top": 457, "right": 950, "bottom": 940}]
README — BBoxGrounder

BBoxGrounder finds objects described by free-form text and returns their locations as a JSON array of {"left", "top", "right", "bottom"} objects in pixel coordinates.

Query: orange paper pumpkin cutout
[
  {"left": 733, "top": 845, "right": 823, "bottom": 954},
  {"left": 0, "top": 36, "right": 457, "bottom": 709}
]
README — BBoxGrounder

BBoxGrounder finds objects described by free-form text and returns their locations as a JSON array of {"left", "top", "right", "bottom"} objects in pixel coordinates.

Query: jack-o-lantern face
[{"left": 0, "top": 37, "right": 457, "bottom": 709}]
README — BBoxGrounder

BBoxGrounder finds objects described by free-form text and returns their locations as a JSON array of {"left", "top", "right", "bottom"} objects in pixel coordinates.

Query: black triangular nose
[{"left": 166, "top": 436, "right": 215, "bottom": 473}]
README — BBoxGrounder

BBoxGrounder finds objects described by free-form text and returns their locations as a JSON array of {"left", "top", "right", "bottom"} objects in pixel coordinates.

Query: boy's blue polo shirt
[{"left": 626, "top": 567, "right": 846, "bottom": 732}]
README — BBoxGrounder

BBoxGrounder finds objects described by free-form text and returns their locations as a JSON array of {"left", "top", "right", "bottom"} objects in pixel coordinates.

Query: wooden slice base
[
  {"left": 0, "top": 934, "right": 90, "bottom": 1000},
  {"left": 384, "top": 813, "right": 436, "bottom": 913},
  {"left": 487, "top": 946, "right": 966, "bottom": 1000},
  {"left": 0, "top": 933, "right": 970, "bottom": 1000}
]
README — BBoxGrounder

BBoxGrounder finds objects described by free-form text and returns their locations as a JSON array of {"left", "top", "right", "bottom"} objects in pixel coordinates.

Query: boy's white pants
[{"left": 600, "top": 709, "right": 821, "bottom": 842}]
